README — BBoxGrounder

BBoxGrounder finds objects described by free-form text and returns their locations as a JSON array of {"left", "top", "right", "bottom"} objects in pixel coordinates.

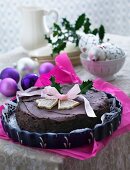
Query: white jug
[{"left": 20, "top": 6, "right": 59, "bottom": 50}]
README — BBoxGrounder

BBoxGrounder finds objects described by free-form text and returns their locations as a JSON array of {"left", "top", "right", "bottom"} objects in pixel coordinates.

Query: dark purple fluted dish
[{"left": 1, "top": 93, "right": 122, "bottom": 149}]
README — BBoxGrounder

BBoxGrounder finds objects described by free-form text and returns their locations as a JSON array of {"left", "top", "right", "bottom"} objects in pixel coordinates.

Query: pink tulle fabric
[{"left": 35, "top": 53, "right": 82, "bottom": 87}]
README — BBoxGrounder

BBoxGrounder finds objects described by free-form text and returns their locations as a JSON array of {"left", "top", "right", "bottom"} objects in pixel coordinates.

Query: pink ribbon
[
  {"left": 41, "top": 84, "right": 96, "bottom": 117},
  {"left": 17, "top": 86, "right": 43, "bottom": 97},
  {"left": 17, "top": 84, "right": 96, "bottom": 117},
  {"left": 41, "top": 84, "right": 80, "bottom": 100}
]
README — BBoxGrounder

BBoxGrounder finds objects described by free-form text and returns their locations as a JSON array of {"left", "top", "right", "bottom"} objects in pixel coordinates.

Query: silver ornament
[
  {"left": 16, "top": 57, "right": 39, "bottom": 75},
  {"left": 100, "top": 43, "right": 125, "bottom": 60},
  {"left": 78, "top": 33, "right": 99, "bottom": 54},
  {"left": 88, "top": 46, "right": 106, "bottom": 61}
]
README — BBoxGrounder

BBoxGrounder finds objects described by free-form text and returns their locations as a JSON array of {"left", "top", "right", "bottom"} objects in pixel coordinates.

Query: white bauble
[
  {"left": 79, "top": 33, "right": 99, "bottom": 54},
  {"left": 88, "top": 46, "right": 106, "bottom": 61},
  {"left": 100, "top": 43, "right": 125, "bottom": 60},
  {"left": 16, "top": 57, "right": 39, "bottom": 75}
]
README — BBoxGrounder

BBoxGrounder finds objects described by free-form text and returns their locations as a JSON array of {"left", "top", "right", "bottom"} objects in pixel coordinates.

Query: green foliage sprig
[
  {"left": 45, "top": 13, "right": 105, "bottom": 56},
  {"left": 80, "top": 80, "right": 93, "bottom": 94},
  {"left": 50, "top": 76, "right": 62, "bottom": 93},
  {"left": 50, "top": 76, "right": 93, "bottom": 95}
]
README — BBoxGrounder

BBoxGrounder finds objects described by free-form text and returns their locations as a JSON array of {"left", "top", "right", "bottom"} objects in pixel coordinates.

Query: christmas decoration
[
  {"left": 0, "top": 67, "right": 20, "bottom": 83},
  {"left": 45, "top": 13, "right": 105, "bottom": 56},
  {"left": 0, "top": 78, "right": 18, "bottom": 97},
  {"left": 78, "top": 33, "right": 99, "bottom": 54},
  {"left": 21, "top": 73, "right": 39, "bottom": 90},
  {"left": 16, "top": 57, "right": 39, "bottom": 75},
  {"left": 39, "top": 62, "right": 54, "bottom": 75}
]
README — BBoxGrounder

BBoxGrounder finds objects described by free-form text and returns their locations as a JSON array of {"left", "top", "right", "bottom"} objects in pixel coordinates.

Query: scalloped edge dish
[{"left": 1, "top": 93, "right": 122, "bottom": 149}]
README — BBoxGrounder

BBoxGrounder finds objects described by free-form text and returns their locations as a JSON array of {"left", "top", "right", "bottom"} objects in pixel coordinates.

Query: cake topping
[
  {"left": 36, "top": 98, "right": 58, "bottom": 109},
  {"left": 41, "top": 84, "right": 96, "bottom": 117},
  {"left": 17, "top": 77, "right": 96, "bottom": 117},
  {"left": 58, "top": 100, "right": 80, "bottom": 110},
  {"left": 40, "top": 84, "right": 80, "bottom": 110},
  {"left": 41, "top": 84, "right": 80, "bottom": 100}
]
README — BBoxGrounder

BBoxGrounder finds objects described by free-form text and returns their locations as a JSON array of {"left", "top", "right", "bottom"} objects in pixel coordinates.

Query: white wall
[{"left": 0, "top": 0, "right": 129, "bottom": 53}]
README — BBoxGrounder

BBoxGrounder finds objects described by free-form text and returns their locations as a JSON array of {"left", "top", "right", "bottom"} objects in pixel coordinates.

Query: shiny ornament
[
  {"left": 87, "top": 43, "right": 125, "bottom": 61},
  {"left": 78, "top": 33, "right": 99, "bottom": 54},
  {"left": 100, "top": 43, "right": 125, "bottom": 60},
  {"left": 88, "top": 46, "right": 106, "bottom": 61},
  {"left": 16, "top": 57, "right": 39, "bottom": 75},
  {"left": 0, "top": 78, "right": 18, "bottom": 97},
  {"left": 39, "top": 62, "right": 54, "bottom": 75},
  {"left": 0, "top": 67, "right": 20, "bottom": 83},
  {"left": 21, "top": 73, "right": 39, "bottom": 90}
]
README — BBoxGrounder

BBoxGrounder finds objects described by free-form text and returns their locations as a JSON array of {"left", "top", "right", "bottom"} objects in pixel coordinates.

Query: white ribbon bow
[
  {"left": 17, "top": 84, "right": 96, "bottom": 117},
  {"left": 41, "top": 84, "right": 96, "bottom": 117}
]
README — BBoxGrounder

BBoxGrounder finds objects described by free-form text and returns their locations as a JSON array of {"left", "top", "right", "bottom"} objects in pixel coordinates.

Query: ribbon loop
[
  {"left": 78, "top": 95, "right": 96, "bottom": 117},
  {"left": 16, "top": 84, "right": 97, "bottom": 117},
  {"left": 41, "top": 84, "right": 96, "bottom": 117},
  {"left": 67, "top": 84, "right": 81, "bottom": 99}
]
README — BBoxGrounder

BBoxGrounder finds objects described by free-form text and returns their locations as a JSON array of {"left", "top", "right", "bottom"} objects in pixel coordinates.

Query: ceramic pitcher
[{"left": 20, "top": 6, "right": 59, "bottom": 50}]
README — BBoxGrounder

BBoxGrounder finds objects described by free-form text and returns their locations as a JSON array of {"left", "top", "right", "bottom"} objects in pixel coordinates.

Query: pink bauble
[
  {"left": 39, "top": 62, "right": 54, "bottom": 75},
  {"left": 0, "top": 67, "right": 20, "bottom": 83},
  {"left": 0, "top": 78, "right": 18, "bottom": 97}
]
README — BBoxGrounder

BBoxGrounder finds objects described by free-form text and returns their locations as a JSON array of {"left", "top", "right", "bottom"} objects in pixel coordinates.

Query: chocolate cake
[{"left": 16, "top": 85, "right": 110, "bottom": 133}]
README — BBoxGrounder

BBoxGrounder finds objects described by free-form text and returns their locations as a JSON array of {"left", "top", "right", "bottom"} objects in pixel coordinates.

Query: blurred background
[{"left": 0, "top": 0, "right": 129, "bottom": 53}]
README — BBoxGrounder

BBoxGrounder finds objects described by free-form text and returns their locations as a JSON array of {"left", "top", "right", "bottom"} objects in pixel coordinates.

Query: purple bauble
[
  {"left": 0, "top": 78, "right": 18, "bottom": 97},
  {"left": 39, "top": 62, "right": 54, "bottom": 75},
  {"left": 21, "top": 73, "right": 39, "bottom": 90},
  {"left": 0, "top": 67, "right": 20, "bottom": 83}
]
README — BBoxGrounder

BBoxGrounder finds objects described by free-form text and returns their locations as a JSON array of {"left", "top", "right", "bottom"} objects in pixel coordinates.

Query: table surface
[{"left": 0, "top": 34, "right": 130, "bottom": 170}]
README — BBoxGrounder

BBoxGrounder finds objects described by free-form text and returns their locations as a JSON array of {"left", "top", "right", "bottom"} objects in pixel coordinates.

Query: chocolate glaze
[{"left": 16, "top": 87, "right": 110, "bottom": 133}]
